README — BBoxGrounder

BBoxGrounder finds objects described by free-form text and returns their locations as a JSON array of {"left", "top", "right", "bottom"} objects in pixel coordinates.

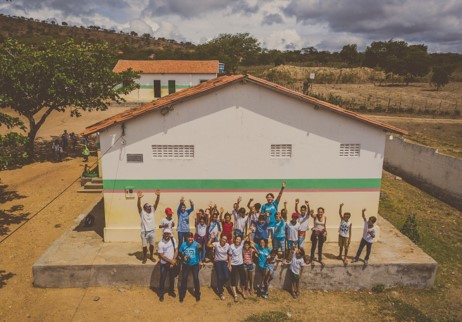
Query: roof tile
[{"left": 113, "top": 60, "right": 219, "bottom": 74}]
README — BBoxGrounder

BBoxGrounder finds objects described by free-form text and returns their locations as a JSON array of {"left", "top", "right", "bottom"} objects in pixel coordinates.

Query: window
[
  {"left": 153, "top": 80, "right": 161, "bottom": 98},
  {"left": 152, "top": 145, "right": 194, "bottom": 159},
  {"left": 339, "top": 143, "right": 360, "bottom": 157},
  {"left": 127, "top": 154, "right": 144, "bottom": 162},
  {"left": 168, "top": 80, "right": 176, "bottom": 94},
  {"left": 270, "top": 144, "right": 292, "bottom": 158}
]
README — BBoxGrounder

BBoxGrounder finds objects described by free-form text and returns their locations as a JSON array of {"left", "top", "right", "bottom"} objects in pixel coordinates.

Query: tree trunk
[{"left": 26, "top": 124, "right": 38, "bottom": 161}]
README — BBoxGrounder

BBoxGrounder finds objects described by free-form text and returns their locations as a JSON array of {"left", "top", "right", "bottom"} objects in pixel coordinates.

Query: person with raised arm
[
  {"left": 261, "top": 180, "right": 286, "bottom": 247},
  {"left": 136, "top": 190, "right": 160, "bottom": 264},
  {"left": 177, "top": 196, "right": 194, "bottom": 245}
]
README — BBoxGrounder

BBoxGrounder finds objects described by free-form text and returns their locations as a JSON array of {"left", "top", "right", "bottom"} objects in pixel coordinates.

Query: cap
[
  {"left": 164, "top": 228, "right": 172, "bottom": 234},
  {"left": 165, "top": 208, "right": 173, "bottom": 215},
  {"left": 291, "top": 212, "right": 299, "bottom": 218}
]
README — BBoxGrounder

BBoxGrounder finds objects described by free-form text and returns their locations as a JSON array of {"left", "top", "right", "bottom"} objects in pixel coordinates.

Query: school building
[
  {"left": 83, "top": 74, "right": 406, "bottom": 243},
  {"left": 113, "top": 60, "right": 220, "bottom": 102}
]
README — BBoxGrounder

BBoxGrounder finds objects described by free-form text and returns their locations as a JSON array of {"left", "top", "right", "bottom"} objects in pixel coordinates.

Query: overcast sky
[{"left": 1, "top": 0, "right": 461, "bottom": 53}]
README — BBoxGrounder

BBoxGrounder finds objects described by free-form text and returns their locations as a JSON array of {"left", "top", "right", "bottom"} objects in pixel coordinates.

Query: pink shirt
[{"left": 242, "top": 248, "right": 254, "bottom": 264}]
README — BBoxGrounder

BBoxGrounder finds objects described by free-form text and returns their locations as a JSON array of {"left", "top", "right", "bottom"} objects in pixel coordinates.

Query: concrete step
[
  {"left": 84, "top": 183, "right": 103, "bottom": 190},
  {"left": 91, "top": 178, "right": 103, "bottom": 184},
  {"left": 77, "top": 188, "right": 102, "bottom": 193}
]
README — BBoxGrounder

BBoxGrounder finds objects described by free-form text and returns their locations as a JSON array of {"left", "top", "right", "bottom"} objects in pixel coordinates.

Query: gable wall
[{"left": 100, "top": 82, "right": 386, "bottom": 242}]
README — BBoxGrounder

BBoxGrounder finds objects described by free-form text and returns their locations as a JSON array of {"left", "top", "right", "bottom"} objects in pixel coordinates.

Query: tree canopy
[
  {"left": 364, "top": 40, "right": 430, "bottom": 83},
  {"left": 0, "top": 38, "right": 139, "bottom": 159},
  {"left": 198, "top": 33, "right": 261, "bottom": 73}
]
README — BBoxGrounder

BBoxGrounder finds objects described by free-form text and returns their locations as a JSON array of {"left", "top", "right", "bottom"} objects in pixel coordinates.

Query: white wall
[
  {"left": 385, "top": 137, "right": 462, "bottom": 209},
  {"left": 100, "top": 81, "right": 386, "bottom": 241}
]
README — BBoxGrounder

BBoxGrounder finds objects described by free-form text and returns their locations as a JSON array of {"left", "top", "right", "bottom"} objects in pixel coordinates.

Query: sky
[{"left": 1, "top": 0, "right": 462, "bottom": 53}]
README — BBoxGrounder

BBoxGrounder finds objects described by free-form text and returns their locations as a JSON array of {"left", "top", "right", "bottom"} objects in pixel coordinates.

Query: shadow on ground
[
  {"left": 0, "top": 184, "right": 29, "bottom": 237},
  {"left": 73, "top": 197, "right": 105, "bottom": 238},
  {"left": 0, "top": 270, "right": 15, "bottom": 288}
]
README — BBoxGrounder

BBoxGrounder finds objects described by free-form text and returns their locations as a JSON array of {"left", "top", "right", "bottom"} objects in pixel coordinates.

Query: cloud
[
  {"left": 262, "top": 13, "right": 283, "bottom": 25},
  {"left": 264, "top": 29, "right": 302, "bottom": 50},
  {"left": 284, "top": 0, "right": 462, "bottom": 50}
]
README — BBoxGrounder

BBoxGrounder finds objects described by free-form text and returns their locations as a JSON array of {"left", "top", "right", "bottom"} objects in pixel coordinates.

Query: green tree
[
  {"left": 364, "top": 40, "right": 430, "bottom": 84},
  {"left": 198, "top": 33, "right": 261, "bottom": 73},
  {"left": 430, "top": 65, "right": 453, "bottom": 90},
  {"left": 340, "top": 44, "right": 359, "bottom": 65},
  {"left": 0, "top": 38, "right": 139, "bottom": 160}
]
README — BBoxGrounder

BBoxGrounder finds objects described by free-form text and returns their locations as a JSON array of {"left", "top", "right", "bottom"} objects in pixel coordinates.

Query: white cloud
[{"left": 265, "top": 29, "right": 302, "bottom": 50}]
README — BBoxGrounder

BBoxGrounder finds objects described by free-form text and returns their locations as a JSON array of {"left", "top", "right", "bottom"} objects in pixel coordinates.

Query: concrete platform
[{"left": 33, "top": 197, "right": 437, "bottom": 290}]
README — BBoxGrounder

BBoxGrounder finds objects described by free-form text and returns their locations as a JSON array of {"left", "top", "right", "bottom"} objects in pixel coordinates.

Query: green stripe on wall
[{"left": 103, "top": 178, "right": 381, "bottom": 190}]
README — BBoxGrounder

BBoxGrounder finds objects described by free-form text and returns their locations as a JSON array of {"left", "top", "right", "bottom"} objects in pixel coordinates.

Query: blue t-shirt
[
  {"left": 177, "top": 202, "right": 194, "bottom": 232},
  {"left": 274, "top": 219, "right": 286, "bottom": 240},
  {"left": 179, "top": 241, "right": 200, "bottom": 266},
  {"left": 254, "top": 244, "right": 271, "bottom": 269},
  {"left": 261, "top": 200, "right": 279, "bottom": 228},
  {"left": 255, "top": 218, "right": 269, "bottom": 240}
]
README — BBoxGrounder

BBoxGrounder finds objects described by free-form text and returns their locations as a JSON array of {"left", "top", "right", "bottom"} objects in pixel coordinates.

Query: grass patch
[
  {"left": 378, "top": 171, "right": 462, "bottom": 320},
  {"left": 242, "top": 311, "right": 290, "bottom": 322}
]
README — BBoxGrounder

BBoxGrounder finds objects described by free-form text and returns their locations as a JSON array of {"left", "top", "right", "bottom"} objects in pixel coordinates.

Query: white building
[
  {"left": 83, "top": 74, "right": 406, "bottom": 242},
  {"left": 113, "top": 60, "right": 219, "bottom": 102}
]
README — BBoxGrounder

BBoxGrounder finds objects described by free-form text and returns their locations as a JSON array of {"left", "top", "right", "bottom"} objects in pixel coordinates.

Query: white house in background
[
  {"left": 113, "top": 60, "right": 220, "bottom": 102},
  {"left": 83, "top": 74, "right": 406, "bottom": 243}
]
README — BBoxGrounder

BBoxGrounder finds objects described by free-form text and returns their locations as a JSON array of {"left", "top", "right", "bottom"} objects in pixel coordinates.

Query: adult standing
[
  {"left": 157, "top": 228, "right": 178, "bottom": 302},
  {"left": 178, "top": 232, "right": 201, "bottom": 302},
  {"left": 207, "top": 233, "right": 230, "bottom": 300},
  {"left": 137, "top": 190, "right": 160, "bottom": 264},
  {"left": 228, "top": 235, "right": 246, "bottom": 302},
  {"left": 261, "top": 180, "right": 286, "bottom": 246}
]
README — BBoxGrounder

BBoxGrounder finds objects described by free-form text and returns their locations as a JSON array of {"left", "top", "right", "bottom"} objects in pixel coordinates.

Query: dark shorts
[
  {"left": 290, "top": 270, "right": 300, "bottom": 282},
  {"left": 244, "top": 263, "right": 254, "bottom": 271}
]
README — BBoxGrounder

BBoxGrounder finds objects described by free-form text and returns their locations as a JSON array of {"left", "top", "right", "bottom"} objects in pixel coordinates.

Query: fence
[{"left": 384, "top": 137, "right": 462, "bottom": 211}]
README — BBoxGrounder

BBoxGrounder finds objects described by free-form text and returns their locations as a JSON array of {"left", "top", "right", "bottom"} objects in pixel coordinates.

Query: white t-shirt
[
  {"left": 209, "top": 221, "right": 220, "bottom": 236},
  {"left": 286, "top": 221, "right": 301, "bottom": 241},
  {"left": 233, "top": 210, "right": 247, "bottom": 232},
  {"left": 159, "top": 218, "right": 174, "bottom": 231},
  {"left": 158, "top": 237, "right": 177, "bottom": 264},
  {"left": 290, "top": 253, "right": 306, "bottom": 275},
  {"left": 339, "top": 219, "right": 351, "bottom": 238},
  {"left": 248, "top": 212, "right": 259, "bottom": 231},
  {"left": 298, "top": 214, "right": 310, "bottom": 231},
  {"left": 362, "top": 221, "right": 376, "bottom": 243},
  {"left": 228, "top": 243, "right": 244, "bottom": 266},
  {"left": 139, "top": 209, "right": 155, "bottom": 232},
  {"left": 196, "top": 223, "right": 207, "bottom": 237},
  {"left": 212, "top": 242, "right": 230, "bottom": 262}
]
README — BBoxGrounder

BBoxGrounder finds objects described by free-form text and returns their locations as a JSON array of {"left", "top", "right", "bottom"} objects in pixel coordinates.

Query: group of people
[
  {"left": 51, "top": 130, "right": 81, "bottom": 162},
  {"left": 136, "top": 180, "right": 377, "bottom": 302}
]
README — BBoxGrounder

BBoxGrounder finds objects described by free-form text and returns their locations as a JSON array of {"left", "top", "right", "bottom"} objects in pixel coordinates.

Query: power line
[{"left": 0, "top": 135, "right": 121, "bottom": 245}]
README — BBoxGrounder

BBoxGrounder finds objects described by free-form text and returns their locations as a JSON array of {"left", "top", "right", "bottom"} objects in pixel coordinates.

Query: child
[
  {"left": 207, "top": 208, "right": 221, "bottom": 262},
  {"left": 352, "top": 209, "right": 376, "bottom": 266},
  {"left": 261, "top": 250, "right": 279, "bottom": 299},
  {"left": 289, "top": 244, "right": 306, "bottom": 298},
  {"left": 177, "top": 197, "right": 194, "bottom": 245},
  {"left": 252, "top": 238, "right": 272, "bottom": 299},
  {"left": 228, "top": 235, "right": 246, "bottom": 302},
  {"left": 219, "top": 208, "right": 234, "bottom": 245},
  {"left": 159, "top": 207, "right": 175, "bottom": 232},
  {"left": 242, "top": 239, "right": 255, "bottom": 296},
  {"left": 246, "top": 198, "right": 261, "bottom": 241},
  {"left": 310, "top": 207, "right": 327, "bottom": 268},
  {"left": 286, "top": 213, "right": 301, "bottom": 251},
  {"left": 295, "top": 199, "right": 310, "bottom": 248},
  {"left": 273, "top": 212, "right": 286, "bottom": 259},
  {"left": 254, "top": 213, "right": 270, "bottom": 244},
  {"left": 195, "top": 216, "right": 208, "bottom": 265},
  {"left": 337, "top": 203, "right": 352, "bottom": 265},
  {"left": 233, "top": 197, "right": 248, "bottom": 238},
  {"left": 207, "top": 232, "right": 230, "bottom": 300}
]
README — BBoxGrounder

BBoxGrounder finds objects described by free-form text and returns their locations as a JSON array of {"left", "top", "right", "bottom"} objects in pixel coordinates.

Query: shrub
[
  {"left": 401, "top": 214, "right": 420, "bottom": 243},
  {"left": 0, "top": 132, "right": 29, "bottom": 169}
]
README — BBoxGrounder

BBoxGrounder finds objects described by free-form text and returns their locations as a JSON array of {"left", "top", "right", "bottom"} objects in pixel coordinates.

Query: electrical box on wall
[{"left": 125, "top": 186, "right": 135, "bottom": 199}]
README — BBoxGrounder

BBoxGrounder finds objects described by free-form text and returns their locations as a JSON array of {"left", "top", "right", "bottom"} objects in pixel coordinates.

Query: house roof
[
  {"left": 83, "top": 74, "right": 407, "bottom": 136},
  {"left": 113, "top": 60, "right": 219, "bottom": 74}
]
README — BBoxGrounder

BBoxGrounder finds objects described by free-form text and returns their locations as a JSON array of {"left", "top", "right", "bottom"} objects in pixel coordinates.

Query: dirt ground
[{"left": 0, "top": 106, "right": 460, "bottom": 321}]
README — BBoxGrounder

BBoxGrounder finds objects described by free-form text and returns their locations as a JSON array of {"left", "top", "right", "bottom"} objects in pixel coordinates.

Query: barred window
[
  {"left": 339, "top": 143, "right": 360, "bottom": 157},
  {"left": 270, "top": 144, "right": 292, "bottom": 158},
  {"left": 152, "top": 145, "right": 194, "bottom": 159},
  {"left": 127, "top": 154, "right": 143, "bottom": 162}
]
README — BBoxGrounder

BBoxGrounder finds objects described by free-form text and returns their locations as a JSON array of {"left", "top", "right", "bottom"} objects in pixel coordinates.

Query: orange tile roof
[
  {"left": 113, "top": 60, "right": 219, "bottom": 74},
  {"left": 83, "top": 74, "right": 407, "bottom": 136}
]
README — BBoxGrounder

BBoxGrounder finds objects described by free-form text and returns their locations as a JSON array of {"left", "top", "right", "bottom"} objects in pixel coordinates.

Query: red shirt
[{"left": 221, "top": 221, "right": 233, "bottom": 244}]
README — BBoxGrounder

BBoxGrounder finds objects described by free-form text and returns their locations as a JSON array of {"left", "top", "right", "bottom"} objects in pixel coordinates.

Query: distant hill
[{"left": 0, "top": 14, "right": 196, "bottom": 60}]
